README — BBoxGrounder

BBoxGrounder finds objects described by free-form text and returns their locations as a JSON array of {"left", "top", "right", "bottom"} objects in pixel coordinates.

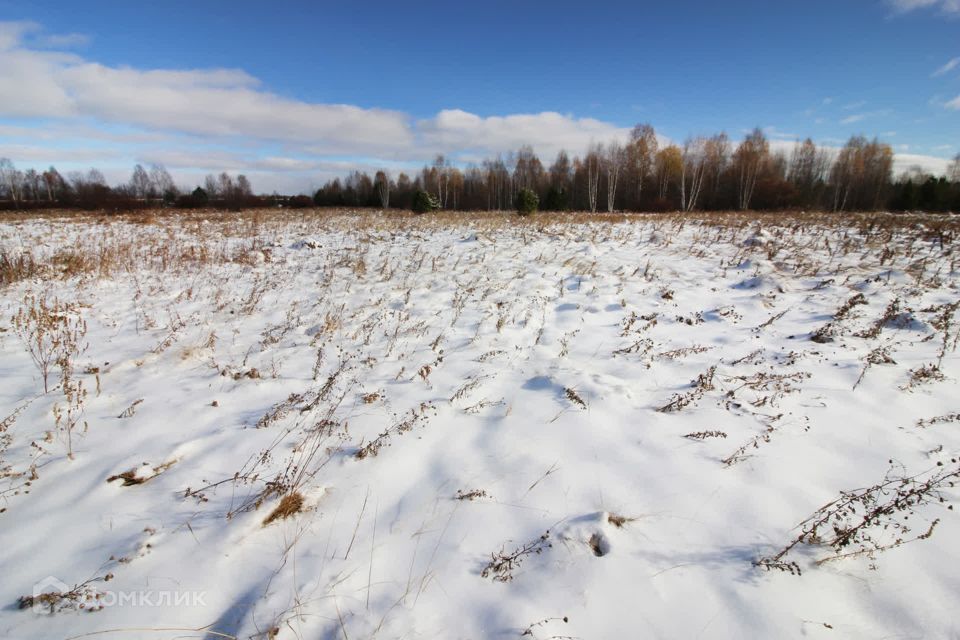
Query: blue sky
[{"left": 0, "top": 0, "right": 958, "bottom": 192}]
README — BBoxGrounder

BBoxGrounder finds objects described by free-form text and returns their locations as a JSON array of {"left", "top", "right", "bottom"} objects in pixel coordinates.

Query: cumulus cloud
[
  {"left": 0, "top": 20, "right": 38, "bottom": 51},
  {"left": 0, "top": 21, "right": 635, "bottom": 167},
  {"left": 0, "top": 122, "right": 173, "bottom": 144},
  {"left": 0, "top": 53, "right": 413, "bottom": 152},
  {"left": 418, "top": 109, "right": 631, "bottom": 160},
  {"left": 0, "top": 48, "right": 84, "bottom": 117},
  {"left": 0, "top": 142, "right": 122, "bottom": 164},
  {"left": 131, "top": 149, "right": 417, "bottom": 176},
  {"left": 893, "top": 153, "right": 952, "bottom": 175},
  {"left": 0, "top": 20, "right": 89, "bottom": 51},
  {"left": 0, "top": 19, "right": 954, "bottom": 192}
]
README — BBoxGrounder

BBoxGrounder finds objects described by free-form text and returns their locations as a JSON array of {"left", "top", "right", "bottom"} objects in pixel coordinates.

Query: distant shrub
[
  {"left": 648, "top": 197, "right": 673, "bottom": 212},
  {"left": 176, "top": 187, "right": 209, "bottom": 209},
  {"left": 542, "top": 187, "right": 567, "bottom": 211},
  {"left": 162, "top": 188, "right": 179, "bottom": 206},
  {"left": 286, "top": 195, "right": 314, "bottom": 209},
  {"left": 412, "top": 190, "right": 440, "bottom": 214},
  {"left": 515, "top": 188, "right": 538, "bottom": 216}
]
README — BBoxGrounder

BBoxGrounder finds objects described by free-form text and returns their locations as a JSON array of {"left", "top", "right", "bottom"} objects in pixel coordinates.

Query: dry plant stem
[
  {"left": 481, "top": 530, "right": 552, "bottom": 582},
  {"left": 11, "top": 294, "right": 87, "bottom": 394},
  {"left": 2, "top": 210, "right": 959, "bottom": 637},
  {"left": 916, "top": 412, "right": 960, "bottom": 428},
  {"left": 61, "top": 626, "right": 237, "bottom": 640},
  {"left": 756, "top": 460, "right": 960, "bottom": 574}
]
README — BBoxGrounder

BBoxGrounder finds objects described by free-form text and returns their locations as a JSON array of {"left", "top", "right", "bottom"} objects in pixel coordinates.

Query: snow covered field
[{"left": 1, "top": 209, "right": 959, "bottom": 640}]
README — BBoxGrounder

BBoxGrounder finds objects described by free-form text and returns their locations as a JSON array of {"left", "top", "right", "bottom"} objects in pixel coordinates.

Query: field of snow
[{"left": 1, "top": 209, "right": 959, "bottom": 640}]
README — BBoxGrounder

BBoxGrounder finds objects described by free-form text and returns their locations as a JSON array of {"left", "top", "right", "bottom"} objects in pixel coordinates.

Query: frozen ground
[{"left": 0, "top": 210, "right": 959, "bottom": 639}]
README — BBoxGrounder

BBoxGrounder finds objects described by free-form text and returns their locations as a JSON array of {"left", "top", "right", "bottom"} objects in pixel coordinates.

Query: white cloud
[
  {"left": 839, "top": 109, "right": 893, "bottom": 125},
  {"left": 0, "top": 20, "right": 89, "bottom": 51},
  {"left": 35, "top": 32, "right": 90, "bottom": 48},
  {"left": 1, "top": 22, "right": 636, "bottom": 166},
  {"left": 0, "top": 20, "right": 38, "bottom": 51},
  {"left": 0, "top": 143, "right": 122, "bottom": 164},
  {"left": 888, "top": 0, "right": 960, "bottom": 14},
  {"left": 932, "top": 57, "right": 960, "bottom": 76},
  {"left": 893, "top": 153, "right": 952, "bottom": 175},
  {"left": 946, "top": 94, "right": 960, "bottom": 109},
  {"left": 762, "top": 126, "right": 798, "bottom": 139},
  {"left": 131, "top": 149, "right": 417, "bottom": 176},
  {"left": 0, "top": 46, "right": 88, "bottom": 118},
  {"left": 0, "top": 122, "right": 174, "bottom": 144},
  {"left": 60, "top": 62, "right": 413, "bottom": 151},
  {"left": 0, "top": 19, "right": 954, "bottom": 192},
  {"left": 0, "top": 25, "right": 413, "bottom": 153},
  {"left": 418, "top": 109, "right": 632, "bottom": 160},
  {"left": 890, "top": 0, "right": 940, "bottom": 10},
  {"left": 766, "top": 139, "right": 950, "bottom": 178}
]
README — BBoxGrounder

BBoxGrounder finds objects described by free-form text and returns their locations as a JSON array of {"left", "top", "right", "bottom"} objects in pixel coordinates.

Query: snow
[{"left": 1, "top": 211, "right": 959, "bottom": 639}]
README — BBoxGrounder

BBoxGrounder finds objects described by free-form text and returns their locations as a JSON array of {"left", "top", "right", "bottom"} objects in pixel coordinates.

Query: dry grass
[
  {"left": 2, "top": 205, "right": 959, "bottom": 634},
  {"left": 0, "top": 208, "right": 957, "bottom": 303},
  {"left": 606, "top": 512, "right": 636, "bottom": 528},
  {"left": 262, "top": 492, "right": 305, "bottom": 526},
  {"left": 756, "top": 460, "right": 959, "bottom": 574},
  {"left": 0, "top": 249, "right": 41, "bottom": 286},
  {"left": 481, "top": 530, "right": 552, "bottom": 582},
  {"left": 106, "top": 459, "right": 177, "bottom": 486}
]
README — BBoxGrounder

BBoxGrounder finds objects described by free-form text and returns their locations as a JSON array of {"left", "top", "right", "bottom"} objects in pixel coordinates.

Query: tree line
[
  {"left": 0, "top": 160, "right": 262, "bottom": 211},
  {"left": 313, "top": 128, "right": 960, "bottom": 213},
  {"left": 2, "top": 126, "right": 959, "bottom": 212}
]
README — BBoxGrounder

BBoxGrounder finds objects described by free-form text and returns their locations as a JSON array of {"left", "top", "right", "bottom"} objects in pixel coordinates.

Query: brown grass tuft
[
  {"left": 262, "top": 492, "right": 304, "bottom": 525},
  {"left": 606, "top": 513, "right": 636, "bottom": 528},
  {"left": 0, "top": 249, "right": 41, "bottom": 287}
]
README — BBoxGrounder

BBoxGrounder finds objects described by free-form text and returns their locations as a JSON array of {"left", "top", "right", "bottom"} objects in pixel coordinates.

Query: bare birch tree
[
  {"left": 655, "top": 145, "right": 682, "bottom": 201},
  {"left": 829, "top": 136, "right": 893, "bottom": 211},
  {"left": 605, "top": 142, "right": 626, "bottom": 212},
  {"left": 23, "top": 169, "right": 40, "bottom": 202},
  {"left": 788, "top": 138, "right": 829, "bottom": 206},
  {"left": 375, "top": 170, "right": 390, "bottom": 208},
  {"left": 629, "top": 123, "right": 658, "bottom": 206},
  {"left": 236, "top": 175, "right": 252, "bottom": 199},
  {"left": 680, "top": 137, "right": 707, "bottom": 212},
  {"left": 948, "top": 153, "right": 960, "bottom": 183},
  {"left": 586, "top": 144, "right": 602, "bottom": 213},
  {"left": 0, "top": 158, "right": 22, "bottom": 204},
  {"left": 733, "top": 128, "right": 769, "bottom": 210},
  {"left": 204, "top": 174, "right": 219, "bottom": 199},
  {"left": 432, "top": 155, "right": 451, "bottom": 208},
  {"left": 703, "top": 133, "right": 730, "bottom": 201},
  {"left": 130, "top": 164, "right": 151, "bottom": 201},
  {"left": 149, "top": 164, "right": 177, "bottom": 201},
  {"left": 42, "top": 167, "right": 63, "bottom": 202},
  {"left": 549, "top": 150, "right": 572, "bottom": 194}
]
